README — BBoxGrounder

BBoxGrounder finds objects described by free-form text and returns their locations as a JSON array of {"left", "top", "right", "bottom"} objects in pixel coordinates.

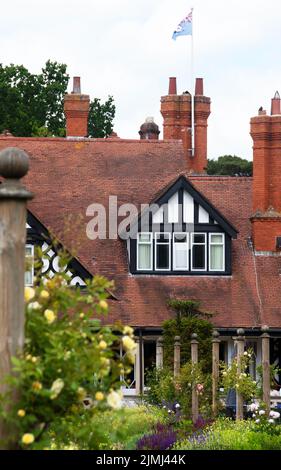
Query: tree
[
  {"left": 207, "top": 155, "right": 253, "bottom": 176},
  {"left": 0, "top": 61, "right": 115, "bottom": 138},
  {"left": 88, "top": 96, "right": 116, "bottom": 138}
]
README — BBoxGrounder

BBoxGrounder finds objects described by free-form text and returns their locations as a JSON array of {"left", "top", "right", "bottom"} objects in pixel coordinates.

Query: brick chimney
[
  {"left": 160, "top": 77, "right": 211, "bottom": 173},
  {"left": 64, "top": 77, "right": 90, "bottom": 138},
  {"left": 250, "top": 91, "right": 281, "bottom": 253}
]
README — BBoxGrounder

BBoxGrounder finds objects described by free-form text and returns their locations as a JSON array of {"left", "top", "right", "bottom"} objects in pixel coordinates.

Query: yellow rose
[
  {"left": 31, "top": 356, "right": 37, "bottom": 363},
  {"left": 24, "top": 287, "right": 35, "bottom": 303},
  {"left": 79, "top": 313, "right": 85, "bottom": 319},
  {"left": 122, "top": 335, "right": 136, "bottom": 351},
  {"left": 17, "top": 409, "right": 26, "bottom": 417},
  {"left": 44, "top": 309, "right": 56, "bottom": 324},
  {"left": 22, "top": 433, "right": 34, "bottom": 445},
  {"left": 40, "top": 290, "right": 50, "bottom": 300},
  {"left": 32, "top": 381, "right": 42, "bottom": 392},
  {"left": 99, "top": 300, "right": 108, "bottom": 310},
  {"left": 95, "top": 392, "right": 104, "bottom": 401},
  {"left": 77, "top": 387, "right": 86, "bottom": 400},
  {"left": 123, "top": 326, "right": 134, "bottom": 336},
  {"left": 26, "top": 354, "right": 32, "bottom": 361},
  {"left": 100, "top": 357, "right": 110, "bottom": 366},
  {"left": 107, "top": 390, "right": 122, "bottom": 410},
  {"left": 98, "top": 340, "right": 107, "bottom": 350},
  {"left": 50, "top": 378, "right": 64, "bottom": 399}
]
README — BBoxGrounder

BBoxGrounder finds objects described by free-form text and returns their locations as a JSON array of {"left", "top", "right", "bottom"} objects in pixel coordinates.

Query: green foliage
[
  {"left": 174, "top": 418, "right": 281, "bottom": 450},
  {"left": 0, "top": 265, "right": 136, "bottom": 449},
  {"left": 162, "top": 301, "right": 213, "bottom": 372},
  {"left": 0, "top": 61, "right": 115, "bottom": 138},
  {"left": 207, "top": 155, "right": 252, "bottom": 176},
  {"left": 178, "top": 362, "right": 212, "bottom": 417},
  {"left": 0, "top": 60, "right": 69, "bottom": 137},
  {"left": 48, "top": 406, "right": 165, "bottom": 450},
  {"left": 145, "top": 368, "right": 177, "bottom": 405},
  {"left": 88, "top": 96, "right": 115, "bottom": 138},
  {"left": 220, "top": 350, "right": 258, "bottom": 401}
]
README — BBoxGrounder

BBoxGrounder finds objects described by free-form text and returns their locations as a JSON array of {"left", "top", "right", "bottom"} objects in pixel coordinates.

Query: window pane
[
  {"left": 156, "top": 244, "right": 169, "bottom": 269},
  {"left": 174, "top": 234, "right": 187, "bottom": 243},
  {"left": 138, "top": 244, "right": 151, "bottom": 270},
  {"left": 192, "top": 245, "right": 205, "bottom": 269},
  {"left": 211, "top": 234, "right": 223, "bottom": 244},
  {"left": 139, "top": 234, "right": 151, "bottom": 243},
  {"left": 25, "top": 245, "right": 34, "bottom": 286},
  {"left": 156, "top": 233, "right": 169, "bottom": 243},
  {"left": 210, "top": 244, "right": 224, "bottom": 270},
  {"left": 174, "top": 244, "right": 188, "bottom": 269},
  {"left": 193, "top": 234, "right": 205, "bottom": 244}
]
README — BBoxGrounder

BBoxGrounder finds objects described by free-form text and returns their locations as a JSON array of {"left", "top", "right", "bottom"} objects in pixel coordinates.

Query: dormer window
[{"left": 127, "top": 176, "right": 238, "bottom": 276}]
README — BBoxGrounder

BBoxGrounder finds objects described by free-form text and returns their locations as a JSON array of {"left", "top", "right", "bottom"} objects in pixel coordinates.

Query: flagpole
[{"left": 190, "top": 7, "right": 195, "bottom": 157}]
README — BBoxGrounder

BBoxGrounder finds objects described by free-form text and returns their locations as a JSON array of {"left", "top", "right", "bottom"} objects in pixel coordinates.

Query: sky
[{"left": 1, "top": 0, "right": 281, "bottom": 160}]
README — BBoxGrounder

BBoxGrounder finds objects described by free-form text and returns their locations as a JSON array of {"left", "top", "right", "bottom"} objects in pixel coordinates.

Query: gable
[{"left": 26, "top": 211, "right": 92, "bottom": 287}]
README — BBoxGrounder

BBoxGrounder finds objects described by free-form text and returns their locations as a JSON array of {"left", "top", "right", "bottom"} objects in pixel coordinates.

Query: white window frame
[
  {"left": 155, "top": 232, "right": 171, "bottom": 271},
  {"left": 209, "top": 233, "right": 225, "bottom": 272},
  {"left": 25, "top": 244, "right": 34, "bottom": 286},
  {"left": 137, "top": 233, "right": 153, "bottom": 271},
  {"left": 191, "top": 232, "right": 207, "bottom": 272},
  {"left": 173, "top": 233, "right": 189, "bottom": 271}
]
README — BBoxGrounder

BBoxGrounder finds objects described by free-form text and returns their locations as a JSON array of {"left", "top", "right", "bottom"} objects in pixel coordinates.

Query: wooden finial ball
[
  {"left": 191, "top": 333, "right": 198, "bottom": 340},
  {"left": 0, "top": 147, "right": 29, "bottom": 179},
  {"left": 261, "top": 325, "right": 269, "bottom": 333},
  {"left": 212, "top": 330, "right": 220, "bottom": 338}
]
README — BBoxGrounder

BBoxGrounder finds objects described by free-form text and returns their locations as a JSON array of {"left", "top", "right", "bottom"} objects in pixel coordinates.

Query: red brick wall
[
  {"left": 252, "top": 218, "right": 281, "bottom": 252},
  {"left": 64, "top": 94, "right": 90, "bottom": 137}
]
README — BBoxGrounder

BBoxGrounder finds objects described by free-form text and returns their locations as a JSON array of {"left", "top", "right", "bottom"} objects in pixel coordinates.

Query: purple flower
[{"left": 136, "top": 423, "right": 177, "bottom": 450}]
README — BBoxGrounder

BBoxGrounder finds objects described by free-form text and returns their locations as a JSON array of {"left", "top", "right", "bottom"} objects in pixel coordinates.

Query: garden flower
[
  {"left": 249, "top": 403, "right": 259, "bottom": 412},
  {"left": 268, "top": 419, "right": 274, "bottom": 424},
  {"left": 64, "top": 351, "right": 71, "bottom": 360},
  {"left": 222, "top": 371, "right": 227, "bottom": 376},
  {"left": 107, "top": 390, "right": 122, "bottom": 410},
  {"left": 24, "top": 287, "right": 35, "bottom": 302},
  {"left": 22, "top": 433, "right": 34, "bottom": 445},
  {"left": 126, "top": 351, "right": 136, "bottom": 364},
  {"left": 99, "top": 300, "right": 108, "bottom": 310},
  {"left": 77, "top": 387, "right": 86, "bottom": 400},
  {"left": 26, "top": 354, "right": 32, "bottom": 361},
  {"left": 244, "top": 351, "right": 248, "bottom": 356},
  {"left": 122, "top": 335, "right": 136, "bottom": 351},
  {"left": 32, "top": 381, "right": 42, "bottom": 392},
  {"left": 100, "top": 357, "right": 110, "bottom": 366},
  {"left": 255, "top": 419, "right": 260, "bottom": 424},
  {"left": 259, "top": 410, "right": 265, "bottom": 416},
  {"left": 50, "top": 378, "right": 64, "bottom": 399},
  {"left": 44, "top": 309, "right": 56, "bottom": 324},
  {"left": 31, "top": 356, "right": 38, "bottom": 363},
  {"left": 123, "top": 326, "right": 134, "bottom": 336},
  {"left": 95, "top": 392, "right": 104, "bottom": 401},
  {"left": 270, "top": 411, "right": 280, "bottom": 419},
  {"left": 79, "top": 313, "right": 85, "bottom": 319},
  {"left": 40, "top": 290, "right": 49, "bottom": 299},
  {"left": 98, "top": 340, "right": 107, "bottom": 350},
  {"left": 17, "top": 409, "right": 26, "bottom": 417},
  {"left": 27, "top": 301, "right": 41, "bottom": 311},
  {"left": 175, "top": 403, "right": 180, "bottom": 408},
  {"left": 83, "top": 397, "right": 93, "bottom": 409}
]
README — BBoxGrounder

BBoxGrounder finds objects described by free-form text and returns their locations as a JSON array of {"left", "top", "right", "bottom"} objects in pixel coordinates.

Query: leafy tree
[
  {"left": 207, "top": 155, "right": 253, "bottom": 176},
  {"left": 88, "top": 96, "right": 115, "bottom": 138},
  {"left": 0, "top": 61, "right": 115, "bottom": 138}
]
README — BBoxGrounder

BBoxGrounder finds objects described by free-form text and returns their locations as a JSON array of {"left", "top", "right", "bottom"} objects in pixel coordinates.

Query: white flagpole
[{"left": 190, "top": 7, "right": 195, "bottom": 157}]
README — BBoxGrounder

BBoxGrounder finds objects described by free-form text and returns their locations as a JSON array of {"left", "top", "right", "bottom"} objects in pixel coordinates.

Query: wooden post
[
  {"left": 156, "top": 337, "right": 164, "bottom": 369},
  {"left": 236, "top": 328, "right": 245, "bottom": 421},
  {"left": 212, "top": 330, "right": 220, "bottom": 417},
  {"left": 261, "top": 325, "right": 270, "bottom": 412},
  {"left": 191, "top": 333, "right": 199, "bottom": 424},
  {"left": 135, "top": 337, "right": 141, "bottom": 395},
  {"left": 174, "top": 336, "right": 181, "bottom": 378},
  {"left": 0, "top": 148, "right": 33, "bottom": 448}
]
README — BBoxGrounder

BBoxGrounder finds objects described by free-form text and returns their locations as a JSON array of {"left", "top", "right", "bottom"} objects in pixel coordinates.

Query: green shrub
[{"left": 0, "top": 270, "right": 136, "bottom": 449}]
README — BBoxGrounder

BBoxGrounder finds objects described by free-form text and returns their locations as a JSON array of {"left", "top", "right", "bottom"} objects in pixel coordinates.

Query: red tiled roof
[{"left": 0, "top": 136, "right": 280, "bottom": 329}]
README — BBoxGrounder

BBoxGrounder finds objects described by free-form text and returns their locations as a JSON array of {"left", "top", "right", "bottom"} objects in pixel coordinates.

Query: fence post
[
  {"left": 156, "top": 337, "right": 164, "bottom": 369},
  {"left": 174, "top": 336, "right": 181, "bottom": 378},
  {"left": 0, "top": 148, "right": 33, "bottom": 448},
  {"left": 236, "top": 328, "right": 245, "bottom": 421},
  {"left": 212, "top": 330, "right": 220, "bottom": 417},
  {"left": 191, "top": 333, "right": 199, "bottom": 424},
  {"left": 261, "top": 325, "right": 270, "bottom": 412}
]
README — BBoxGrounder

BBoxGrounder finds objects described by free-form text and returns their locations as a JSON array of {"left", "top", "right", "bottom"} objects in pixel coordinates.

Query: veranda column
[
  {"left": 212, "top": 330, "right": 220, "bottom": 417},
  {"left": 174, "top": 336, "right": 181, "bottom": 378},
  {"left": 236, "top": 328, "right": 245, "bottom": 421},
  {"left": 0, "top": 148, "right": 33, "bottom": 448},
  {"left": 135, "top": 338, "right": 141, "bottom": 395},
  {"left": 191, "top": 333, "right": 199, "bottom": 424},
  {"left": 261, "top": 325, "right": 271, "bottom": 412},
  {"left": 156, "top": 337, "right": 164, "bottom": 369}
]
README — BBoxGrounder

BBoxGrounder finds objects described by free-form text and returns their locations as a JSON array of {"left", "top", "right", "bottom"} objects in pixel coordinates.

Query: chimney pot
[
  {"left": 271, "top": 90, "right": 281, "bottom": 115},
  {"left": 168, "top": 77, "right": 177, "bottom": 95},
  {"left": 195, "top": 78, "right": 204, "bottom": 95},
  {"left": 73, "top": 77, "right": 81, "bottom": 94}
]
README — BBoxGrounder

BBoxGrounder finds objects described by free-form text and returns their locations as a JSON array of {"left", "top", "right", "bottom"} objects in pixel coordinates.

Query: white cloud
[{"left": 1, "top": 0, "right": 281, "bottom": 160}]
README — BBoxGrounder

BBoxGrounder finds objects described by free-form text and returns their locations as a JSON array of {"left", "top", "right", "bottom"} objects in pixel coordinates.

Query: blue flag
[{"left": 172, "top": 10, "right": 193, "bottom": 40}]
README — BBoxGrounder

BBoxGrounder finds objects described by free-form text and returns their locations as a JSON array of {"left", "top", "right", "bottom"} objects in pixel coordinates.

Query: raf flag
[{"left": 172, "top": 9, "right": 193, "bottom": 40}]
